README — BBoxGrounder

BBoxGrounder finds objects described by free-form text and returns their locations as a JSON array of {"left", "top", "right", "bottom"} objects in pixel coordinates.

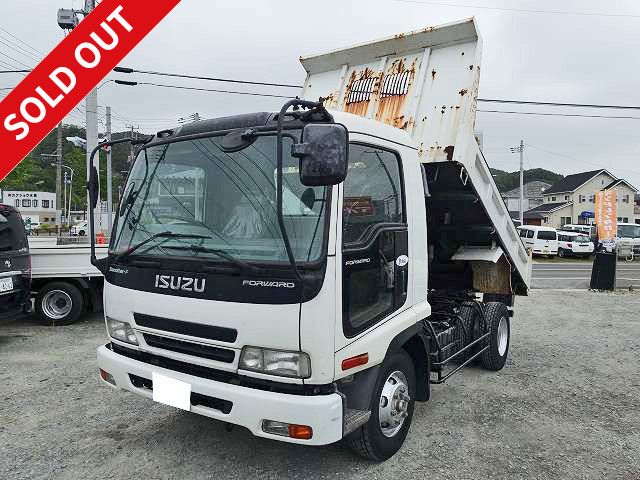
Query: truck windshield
[
  {"left": 111, "top": 131, "right": 329, "bottom": 265},
  {"left": 617, "top": 225, "right": 640, "bottom": 238}
]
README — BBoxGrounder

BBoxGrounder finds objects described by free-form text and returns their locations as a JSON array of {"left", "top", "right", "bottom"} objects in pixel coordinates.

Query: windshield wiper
[
  {"left": 115, "top": 232, "right": 212, "bottom": 262},
  {"left": 161, "top": 244, "right": 257, "bottom": 272}
]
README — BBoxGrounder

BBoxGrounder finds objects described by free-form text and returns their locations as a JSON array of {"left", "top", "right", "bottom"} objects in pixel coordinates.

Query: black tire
[
  {"left": 456, "top": 301, "right": 483, "bottom": 361},
  {"left": 35, "top": 281, "right": 84, "bottom": 326},
  {"left": 78, "top": 230, "right": 86, "bottom": 236},
  {"left": 346, "top": 350, "right": 416, "bottom": 461},
  {"left": 479, "top": 302, "right": 510, "bottom": 371},
  {"left": 558, "top": 248, "right": 565, "bottom": 258}
]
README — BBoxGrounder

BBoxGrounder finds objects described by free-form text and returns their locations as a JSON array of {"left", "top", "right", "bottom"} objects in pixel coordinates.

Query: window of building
[
  {"left": 589, "top": 194, "right": 595, "bottom": 203},
  {"left": 578, "top": 195, "right": 585, "bottom": 203},
  {"left": 14, "top": 199, "right": 20, "bottom": 207},
  {"left": 551, "top": 196, "right": 556, "bottom": 202},
  {"left": 42, "top": 200, "right": 50, "bottom": 209},
  {"left": 21, "top": 199, "right": 31, "bottom": 208},
  {"left": 564, "top": 195, "right": 569, "bottom": 201},
  {"left": 623, "top": 194, "right": 630, "bottom": 203},
  {"left": 32, "top": 199, "right": 38, "bottom": 208},
  {"left": 560, "top": 217, "right": 571, "bottom": 226}
]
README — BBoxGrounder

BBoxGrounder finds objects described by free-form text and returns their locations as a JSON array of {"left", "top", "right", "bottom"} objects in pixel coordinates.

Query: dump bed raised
[{"left": 300, "top": 18, "right": 530, "bottom": 294}]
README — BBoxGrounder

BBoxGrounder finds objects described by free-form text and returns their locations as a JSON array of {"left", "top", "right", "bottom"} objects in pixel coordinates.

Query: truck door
[{"left": 341, "top": 143, "right": 408, "bottom": 338}]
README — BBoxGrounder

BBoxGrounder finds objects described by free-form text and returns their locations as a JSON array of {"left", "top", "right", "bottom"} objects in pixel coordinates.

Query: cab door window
[{"left": 342, "top": 144, "right": 407, "bottom": 338}]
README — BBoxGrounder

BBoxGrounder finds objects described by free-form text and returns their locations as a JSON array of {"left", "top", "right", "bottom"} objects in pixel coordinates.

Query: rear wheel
[
  {"left": 558, "top": 248, "right": 565, "bottom": 258},
  {"left": 35, "top": 282, "right": 84, "bottom": 326},
  {"left": 479, "top": 302, "right": 510, "bottom": 371},
  {"left": 346, "top": 350, "right": 416, "bottom": 461}
]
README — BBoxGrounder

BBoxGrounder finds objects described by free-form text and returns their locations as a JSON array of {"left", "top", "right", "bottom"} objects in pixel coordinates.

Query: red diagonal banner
[{"left": 0, "top": 0, "right": 181, "bottom": 181}]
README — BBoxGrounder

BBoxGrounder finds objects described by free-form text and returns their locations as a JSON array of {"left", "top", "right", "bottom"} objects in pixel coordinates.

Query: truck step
[{"left": 343, "top": 408, "right": 371, "bottom": 436}]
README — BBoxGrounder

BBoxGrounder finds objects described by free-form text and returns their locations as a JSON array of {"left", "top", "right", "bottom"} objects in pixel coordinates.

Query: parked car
[
  {"left": 517, "top": 226, "right": 558, "bottom": 256},
  {"left": 557, "top": 231, "right": 594, "bottom": 258},
  {"left": 70, "top": 221, "right": 88, "bottom": 236},
  {"left": 559, "top": 223, "right": 598, "bottom": 243},
  {"left": 0, "top": 204, "right": 31, "bottom": 321}
]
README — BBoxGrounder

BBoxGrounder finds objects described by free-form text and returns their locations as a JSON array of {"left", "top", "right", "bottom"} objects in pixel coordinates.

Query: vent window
[
  {"left": 346, "top": 77, "right": 376, "bottom": 104},
  {"left": 380, "top": 71, "right": 411, "bottom": 98}
]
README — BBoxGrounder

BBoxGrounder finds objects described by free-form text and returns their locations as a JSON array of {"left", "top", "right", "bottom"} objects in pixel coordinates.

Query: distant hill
[{"left": 490, "top": 168, "right": 564, "bottom": 193}]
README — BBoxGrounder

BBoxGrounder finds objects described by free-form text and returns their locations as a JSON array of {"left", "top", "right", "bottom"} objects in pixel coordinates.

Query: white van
[
  {"left": 517, "top": 226, "right": 559, "bottom": 256},
  {"left": 557, "top": 231, "right": 594, "bottom": 258},
  {"left": 617, "top": 223, "right": 640, "bottom": 254}
]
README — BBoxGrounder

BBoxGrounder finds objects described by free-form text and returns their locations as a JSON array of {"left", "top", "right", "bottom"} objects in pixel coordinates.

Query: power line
[
  {"left": 0, "top": 50, "right": 33, "bottom": 69},
  {"left": 113, "top": 66, "right": 301, "bottom": 89},
  {"left": 124, "top": 81, "right": 294, "bottom": 99},
  {"left": 0, "top": 37, "right": 43, "bottom": 64},
  {"left": 477, "top": 109, "right": 640, "bottom": 120},
  {"left": 392, "top": 0, "right": 640, "bottom": 18},
  {"left": 0, "top": 25, "right": 46, "bottom": 57},
  {"left": 478, "top": 98, "right": 640, "bottom": 111},
  {"left": 526, "top": 143, "right": 640, "bottom": 176}
]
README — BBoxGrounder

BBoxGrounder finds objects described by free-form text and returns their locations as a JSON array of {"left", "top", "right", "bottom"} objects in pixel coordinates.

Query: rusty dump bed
[{"left": 300, "top": 18, "right": 530, "bottom": 294}]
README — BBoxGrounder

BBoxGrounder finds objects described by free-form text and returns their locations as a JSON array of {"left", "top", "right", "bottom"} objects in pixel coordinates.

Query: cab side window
[{"left": 342, "top": 144, "right": 407, "bottom": 338}]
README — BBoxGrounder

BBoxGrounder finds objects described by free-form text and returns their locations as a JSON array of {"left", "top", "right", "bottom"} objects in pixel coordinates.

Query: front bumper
[{"left": 97, "top": 344, "right": 343, "bottom": 445}]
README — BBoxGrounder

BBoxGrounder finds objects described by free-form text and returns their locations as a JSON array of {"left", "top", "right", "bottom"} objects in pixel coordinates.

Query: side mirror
[
  {"left": 292, "top": 123, "right": 348, "bottom": 186},
  {"left": 87, "top": 165, "right": 99, "bottom": 210}
]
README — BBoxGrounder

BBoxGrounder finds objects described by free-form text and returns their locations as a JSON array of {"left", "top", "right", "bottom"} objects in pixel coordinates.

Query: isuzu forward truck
[{"left": 91, "top": 18, "right": 530, "bottom": 460}]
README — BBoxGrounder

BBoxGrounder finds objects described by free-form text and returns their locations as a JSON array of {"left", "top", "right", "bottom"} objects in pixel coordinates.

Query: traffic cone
[{"left": 96, "top": 231, "right": 106, "bottom": 245}]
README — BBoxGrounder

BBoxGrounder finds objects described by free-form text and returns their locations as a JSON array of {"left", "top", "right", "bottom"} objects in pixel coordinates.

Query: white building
[{"left": 0, "top": 190, "right": 58, "bottom": 228}]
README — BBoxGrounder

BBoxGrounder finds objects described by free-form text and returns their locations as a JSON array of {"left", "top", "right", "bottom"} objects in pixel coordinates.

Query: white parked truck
[
  {"left": 29, "top": 238, "right": 107, "bottom": 324},
  {"left": 91, "top": 18, "right": 530, "bottom": 460}
]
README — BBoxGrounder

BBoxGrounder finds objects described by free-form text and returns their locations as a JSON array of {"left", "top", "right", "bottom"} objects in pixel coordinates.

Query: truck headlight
[
  {"left": 239, "top": 346, "right": 311, "bottom": 379},
  {"left": 106, "top": 317, "right": 138, "bottom": 345}
]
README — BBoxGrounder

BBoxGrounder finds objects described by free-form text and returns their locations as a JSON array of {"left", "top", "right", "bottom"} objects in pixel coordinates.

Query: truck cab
[
  {"left": 93, "top": 18, "right": 529, "bottom": 461},
  {"left": 0, "top": 204, "right": 31, "bottom": 321}
]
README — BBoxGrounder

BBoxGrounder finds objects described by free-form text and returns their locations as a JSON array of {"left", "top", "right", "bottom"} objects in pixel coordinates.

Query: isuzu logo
[
  {"left": 242, "top": 280, "right": 295, "bottom": 289},
  {"left": 154, "top": 275, "right": 206, "bottom": 293}
]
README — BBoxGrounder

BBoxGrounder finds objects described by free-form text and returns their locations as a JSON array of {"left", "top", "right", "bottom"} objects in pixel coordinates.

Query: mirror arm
[{"left": 276, "top": 100, "right": 303, "bottom": 282}]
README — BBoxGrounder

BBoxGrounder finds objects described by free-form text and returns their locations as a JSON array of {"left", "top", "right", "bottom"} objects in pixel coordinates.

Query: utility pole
[
  {"left": 510, "top": 140, "right": 525, "bottom": 225},
  {"left": 519, "top": 139, "right": 524, "bottom": 226},
  {"left": 106, "top": 106, "right": 113, "bottom": 233},
  {"left": 126, "top": 124, "right": 139, "bottom": 164},
  {"left": 56, "top": 122, "right": 63, "bottom": 227},
  {"left": 63, "top": 170, "right": 68, "bottom": 228},
  {"left": 84, "top": 0, "right": 98, "bottom": 228}
]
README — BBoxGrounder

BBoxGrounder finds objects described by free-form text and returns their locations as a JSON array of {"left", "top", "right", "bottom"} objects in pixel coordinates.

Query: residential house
[
  {"left": 502, "top": 181, "right": 551, "bottom": 217},
  {"left": 523, "top": 169, "right": 637, "bottom": 227}
]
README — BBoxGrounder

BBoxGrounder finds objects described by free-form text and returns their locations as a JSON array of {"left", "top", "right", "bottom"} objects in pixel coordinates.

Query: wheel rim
[
  {"left": 42, "top": 290, "right": 72, "bottom": 320},
  {"left": 378, "top": 370, "right": 410, "bottom": 438},
  {"left": 497, "top": 317, "right": 509, "bottom": 356}
]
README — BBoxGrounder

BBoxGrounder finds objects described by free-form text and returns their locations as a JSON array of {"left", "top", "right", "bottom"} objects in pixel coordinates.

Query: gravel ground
[{"left": 1, "top": 290, "right": 639, "bottom": 480}]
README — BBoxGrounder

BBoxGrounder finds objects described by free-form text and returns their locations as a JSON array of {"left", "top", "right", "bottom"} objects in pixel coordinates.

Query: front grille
[
  {"left": 143, "top": 333, "right": 235, "bottom": 363},
  {"left": 110, "top": 343, "right": 335, "bottom": 396},
  {"left": 128, "top": 373, "right": 233, "bottom": 414},
  {"left": 134, "top": 313, "right": 237, "bottom": 343}
]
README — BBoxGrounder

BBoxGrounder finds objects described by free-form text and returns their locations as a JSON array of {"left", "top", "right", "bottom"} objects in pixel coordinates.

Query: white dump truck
[{"left": 90, "top": 18, "right": 529, "bottom": 460}]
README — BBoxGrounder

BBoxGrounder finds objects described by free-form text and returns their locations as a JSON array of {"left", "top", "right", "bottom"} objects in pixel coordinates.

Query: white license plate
[
  {"left": 0, "top": 277, "right": 13, "bottom": 293},
  {"left": 543, "top": 249, "right": 549, "bottom": 254},
  {"left": 152, "top": 372, "right": 191, "bottom": 411}
]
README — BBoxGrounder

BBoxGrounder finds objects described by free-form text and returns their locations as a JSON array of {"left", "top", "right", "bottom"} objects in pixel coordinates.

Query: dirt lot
[{"left": 1, "top": 290, "right": 639, "bottom": 480}]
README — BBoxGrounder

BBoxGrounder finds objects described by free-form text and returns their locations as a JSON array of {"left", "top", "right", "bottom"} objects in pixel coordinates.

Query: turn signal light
[
  {"left": 99, "top": 368, "right": 115, "bottom": 385},
  {"left": 262, "top": 420, "right": 313, "bottom": 439},
  {"left": 341, "top": 353, "right": 369, "bottom": 371},
  {"left": 288, "top": 424, "right": 313, "bottom": 440}
]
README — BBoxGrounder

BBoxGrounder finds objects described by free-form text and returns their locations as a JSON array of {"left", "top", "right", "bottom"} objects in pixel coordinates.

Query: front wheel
[
  {"left": 35, "top": 281, "right": 84, "bottom": 326},
  {"left": 558, "top": 248, "right": 565, "bottom": 258},
  {"left": 346, "top": 350, "right": 416, "bottom": 461},
  {"left": 479, "top": 302, "right": 510, "bottom": 371}
]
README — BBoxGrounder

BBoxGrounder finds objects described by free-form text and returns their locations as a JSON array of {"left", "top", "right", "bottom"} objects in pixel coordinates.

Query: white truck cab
[{"left": 91, "top": 18, "right": 529, "bottom": 461}]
